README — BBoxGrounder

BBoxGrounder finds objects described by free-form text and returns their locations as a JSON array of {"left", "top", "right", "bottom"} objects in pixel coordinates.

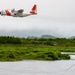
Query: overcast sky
[{"left": 0, "top": 0, "right": 75, "bottom": 37}]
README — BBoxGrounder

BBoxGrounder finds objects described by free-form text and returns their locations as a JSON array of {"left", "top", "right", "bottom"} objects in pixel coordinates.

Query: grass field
[
  {"left": 0, "top": 36, "right": 75, "bottom": 61},
  {"left": 0, "top": 44, "right": 71, "bottom": 61}
]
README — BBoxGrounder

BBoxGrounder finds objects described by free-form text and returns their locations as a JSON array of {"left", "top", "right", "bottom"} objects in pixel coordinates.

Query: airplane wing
[
  {"left": 11, "top": 9, "right": 24, "bottom": 17},
  {"left": 17, "top": 9, "right": 24, "bottom": 13}
]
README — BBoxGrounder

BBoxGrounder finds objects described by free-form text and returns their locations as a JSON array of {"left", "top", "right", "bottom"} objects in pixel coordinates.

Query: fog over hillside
[
  {"left": 0, "top": 15, "right": 75, "bottom": 38},
  {"left": 0, "top": 29, "right": 59, "bottom": 38}
]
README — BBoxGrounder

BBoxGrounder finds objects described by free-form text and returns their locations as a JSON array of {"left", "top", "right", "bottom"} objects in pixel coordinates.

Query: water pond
[{"left": 0, "top": 55, "right": 75, "bottom": 75}]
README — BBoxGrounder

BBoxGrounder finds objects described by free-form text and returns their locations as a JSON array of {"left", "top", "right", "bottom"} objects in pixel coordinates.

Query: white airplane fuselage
[{"left": 0, "top": 5, "right": 37, "bottom": 17}]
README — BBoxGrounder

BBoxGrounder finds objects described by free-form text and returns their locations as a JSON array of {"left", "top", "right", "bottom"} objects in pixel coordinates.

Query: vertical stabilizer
[{"left": 30, "top": 4, "right": 37, "bottom": 14}]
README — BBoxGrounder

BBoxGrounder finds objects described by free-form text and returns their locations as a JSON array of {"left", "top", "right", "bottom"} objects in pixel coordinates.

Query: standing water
[{"left": 0, "top": 55, "right": 75, "bottom": 75}]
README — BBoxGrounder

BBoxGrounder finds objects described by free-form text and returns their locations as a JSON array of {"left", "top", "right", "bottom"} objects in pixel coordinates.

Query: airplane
[{"left": 0, "top": 4, "right": 37, "bottom": 17}]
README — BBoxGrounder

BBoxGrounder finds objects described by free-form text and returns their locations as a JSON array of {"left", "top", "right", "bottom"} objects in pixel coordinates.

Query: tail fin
[{"left": 30, "top": 4, "right": 37, "bottom": 14}]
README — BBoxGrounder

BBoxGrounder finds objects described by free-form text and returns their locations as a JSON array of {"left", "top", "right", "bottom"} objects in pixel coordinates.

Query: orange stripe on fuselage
[{"left": 5, "top": 10, "right": 11, "bottom": 16}]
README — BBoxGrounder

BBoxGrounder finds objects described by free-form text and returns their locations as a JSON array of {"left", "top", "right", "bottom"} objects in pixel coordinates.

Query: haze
[{"left": 0, "top": 0, "right": 75, "bottom": 37}]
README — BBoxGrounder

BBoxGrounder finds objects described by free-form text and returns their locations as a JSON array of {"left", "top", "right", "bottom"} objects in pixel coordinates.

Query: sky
[{"left": 0, "top": 0, "right": 75, "bottom": 37}]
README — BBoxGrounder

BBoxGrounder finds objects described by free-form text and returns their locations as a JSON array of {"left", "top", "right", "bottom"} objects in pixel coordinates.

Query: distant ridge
[
  {"left": 70, "top": 36, "right": 75, "bottom": 39},
  {"left": 0, "top": 30, "right": 58, "bottom": 38},
  {"left": 41, "top": 35, "right": 56, "bottom": 38}
]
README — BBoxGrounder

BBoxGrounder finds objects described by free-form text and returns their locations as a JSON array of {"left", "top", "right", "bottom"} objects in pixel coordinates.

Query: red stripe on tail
[
  {"left": 30, "top": 5, "right": 37, "bottom": 14},
  {"left": 32, "top": 5, "right": 36, "bottom": 10}
]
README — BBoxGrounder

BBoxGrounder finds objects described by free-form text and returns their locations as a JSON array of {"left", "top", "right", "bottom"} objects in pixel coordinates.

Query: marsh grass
[
  {"left": 0, "top": 36, "right": 75, "bottom": 61},
  {"left": 0, "top": 44, "right": 70, "bottom": 61}
]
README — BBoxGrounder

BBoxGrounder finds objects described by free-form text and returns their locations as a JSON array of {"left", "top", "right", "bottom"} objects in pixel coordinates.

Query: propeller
[{"left": 0, "top": 12, "right": 1, "bottom": 14}]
